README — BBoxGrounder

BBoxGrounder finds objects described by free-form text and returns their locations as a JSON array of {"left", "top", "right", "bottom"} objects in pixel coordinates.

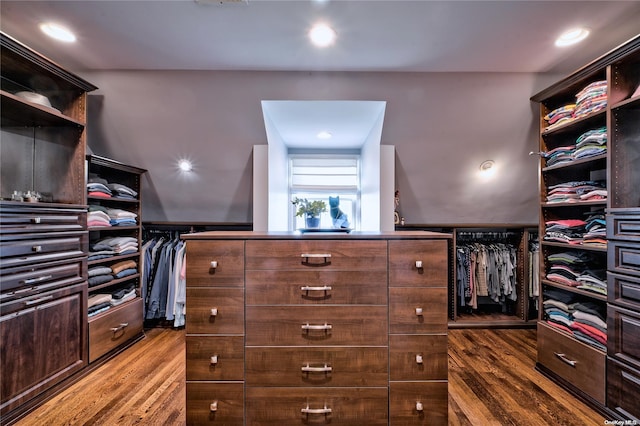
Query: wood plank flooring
[{"left": 12, "top": 328, "right": 607, "bottom": 425}]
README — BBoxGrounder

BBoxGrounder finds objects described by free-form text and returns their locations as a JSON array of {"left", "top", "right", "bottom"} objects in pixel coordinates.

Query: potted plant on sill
[{"left": 292, "top": 197, "right": 327, "bottom": 229}]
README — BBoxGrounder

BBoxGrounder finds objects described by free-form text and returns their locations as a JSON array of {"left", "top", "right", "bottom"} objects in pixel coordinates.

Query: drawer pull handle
[
  {"left": 301, "top": 363, "right": 332, "bottom": 373},
  {"left": 415, "top": 260, "right": 423, "bottom": 269},
  {"left": 32, "top": 217, "right": 41, "bottom": 224},
  {"left": 301, "top": 253, "right": 332, "bottom": 266},
  {"left": 24, "top": 295, "right": 54, "bottom": 305},
  {"left": 416, "top": 354, "right": 424, "bottom": 364},
  {"left": 21, "top": 275, "right": 53, "bottom": 285},
  {"left": 416, "top": 401, "right": 424, "bottom": 412},
  {"left": 301, "top": 405, "right": 332, "bottom": 415},
  {"left": 110, "top": 323, "right": 129, "bottom": 332},
  {"left": 32, "top": 245, "right": 43, "bottom": 252},
  {"left": 415, "top": 307, "right": 423, "bottom": 316},
  {"left": 210, "top": 400, "right": 218, "bottom": 412},
  {"left": 301, "top": 285, "right": 332, "bottom": 292},
  {"left": 210, "top": 261, "right": 218, "bottom": 269},
  {"left": 554, "top": 352, "right": 577, "bottom": 367},
  {"left": 210, "top": 355, "right": 218, "bottom": 365},
  {"left": 211, "top": 308, "right": 218, "bottom": 316},
  {"left": 302, "top": 323, "right": 332, "bottom": 331}
]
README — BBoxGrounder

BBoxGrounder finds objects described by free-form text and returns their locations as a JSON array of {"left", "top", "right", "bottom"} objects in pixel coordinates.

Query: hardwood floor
[{"left": 12, "top": 328, "right": 606, "bottom": 425}]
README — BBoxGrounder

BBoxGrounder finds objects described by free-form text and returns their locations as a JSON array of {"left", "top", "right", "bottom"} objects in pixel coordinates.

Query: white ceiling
[{"left": 1, "top": 0, "right": 639, "bottom": 149}]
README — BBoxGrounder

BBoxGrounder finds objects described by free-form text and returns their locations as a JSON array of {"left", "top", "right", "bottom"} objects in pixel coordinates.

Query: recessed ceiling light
[
  {"left": 178, "top": 159, "right": 193, "bottom": 172},
  {"left": 555, "top": 28, "right": 590, "bottom": 47},
  {"left": 317, "top": 131, "right": 332, "bottom": 139},
  {"left": 40, "top": 22, "right": 76, "bottom": 43},
  {"left": 309, "top": 23, "right": 336, "bottom": 48}
]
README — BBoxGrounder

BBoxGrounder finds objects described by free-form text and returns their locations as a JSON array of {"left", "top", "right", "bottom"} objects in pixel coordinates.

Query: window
[{"left": 289, "top": 154, "right": 360, "bottom": 230}]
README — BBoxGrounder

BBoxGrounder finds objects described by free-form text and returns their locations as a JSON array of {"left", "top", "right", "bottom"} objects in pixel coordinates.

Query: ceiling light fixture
[
  {"left": 309, "top": 23, "right": 336, "bottom": 48},
  {"left": 178, "top": 159, "right": 193, "bottom": 172},
  {"left": 40, "top": 22, "right": 76, "bottom": 42},
  {"left": 317, "top": 131, "right": 332, "bottom": 139},
  {"left": 555, "top": 28, "right": 590, "bottom": 47},
  {"left": 479, "top": 160, "right": 496, "bottom": 177}
]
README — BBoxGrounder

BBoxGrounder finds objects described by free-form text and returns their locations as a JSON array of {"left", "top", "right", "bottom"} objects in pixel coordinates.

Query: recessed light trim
[
  {"left": 317, "top": 131, "right": 332, "bottom": 139},
  {"left": 40, "top": 22, "right": 76, "bottom": 43},
  {"left": 178, "top": 159, "right": 193, "bottom": 172},
  {"left": 555, "top": 28, "right": 590, "bottom": 47},
  {"left": 309, "top": 23, "right": 336, "bottom": 48}
]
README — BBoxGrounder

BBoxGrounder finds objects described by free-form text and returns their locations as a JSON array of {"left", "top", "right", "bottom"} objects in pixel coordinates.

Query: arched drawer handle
[
  {"left": 110, "top": 323, "right": 129, "bottom": 333},
  {"left": 554, "top": 352, "right": 577, "bottom": 367},
  {"left": 301, "top": 405, "right": 332, "bottom": 415},
  {"left": 21, "top": 275, "right": 53, "bottom": 285},
  {"left": 24, "top": 295, "right": 53, "bottom": 306},
  {"left": 301, "top": 285, "right": 332, "bottom": 292},
  {"left": 301, "top": 363, "right": 332, "bottom": 373},
  {"left": 301, "top": 323, "right": 332, "bottom": 331}
]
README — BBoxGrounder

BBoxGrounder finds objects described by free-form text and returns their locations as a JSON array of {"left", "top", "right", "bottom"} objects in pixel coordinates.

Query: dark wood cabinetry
[
  {"left": 85, "top": 155, "right": 146, "bottom": 362},
  {"left": 531, "top": 34, "right": 640, "bottom": 419},
  {"left": 182, "top": 231, "right": 451, "bottom": 425},
  {"left": 0, "top": 32, "right": 96, "bottom": 423}
]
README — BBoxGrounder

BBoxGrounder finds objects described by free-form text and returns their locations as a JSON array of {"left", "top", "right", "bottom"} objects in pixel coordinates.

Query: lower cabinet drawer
[
  {"left": 246, "top": 305, "right": 388, "bottom": 346},
  {"left": 390, "top": 335, "right": 448, "bottom": 381},
  {"left": 607, "top": 212, "right": 640, "bottom": 242},
  {"left": 185, "top": 288, "right": 244, "bottom": 335},
  {"left": 537, "top": 322, "right": 605, "bottom": 404},
  {"left": 608, "top": 271, "right": 640, "bottom": 311},
  {"left": 389, "top": 287, "right": 448, "bottom": 334},
  {"left": 88, "top": 298, "right": 143, "bottom": 362},
  {"left": 245, "top": 347, "right": 388, "bottom": 386},
  {"left": 187, "top": 382, "right": 244, "bottom": 426},
  {"left": 186, "top": 336, "right": 244, "bottom": 381},
  {"left": 607, "top": 358, "right": 640, "bottom": 421},
  {"left": 245, "top": 386, "right": 389, "bottom": 425},
  {"left": 389, "top": 381, "right": 448, "bottom": 426},
  {"left": 609, "top": 241, "right": 640, "bottom": 278},
  {"left": 608, "top": 305, "right": 640, "bottom": 370}
]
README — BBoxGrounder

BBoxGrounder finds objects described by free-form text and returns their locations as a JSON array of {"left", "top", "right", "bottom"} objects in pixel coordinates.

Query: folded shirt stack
[
  {"left": 545, "top": 251, "right": 593, "bottom": 286},
  {"left": 104, "top": 207, "right": 137, "bottom": 226},
  {"left": 582, "top": 210, "right": 607, "bottom": 247},
  {"left": 111, "top": 285, "right": 137, "bottom": 306},
  {"left": 543, "top": 289, "right": 606, "bottom": 351},
  {"left": 93, "top": 236, "right": 138, "bottom": 255},
  {"left": 107, "top": 183, "right": 137, "bottom": 199},
  {"left": 88, "top": 205, "right": 112, "bottom": 228},
  {"left": 573, "top": 127, "right": 607, "bottom": 160},
  {"left": 88, "top": 265, "right": 114, "bottom": 288},
  {"left": 111, "top": 259, "right": 138, "bottom": 279},
  {"left": 546, "top": 180, "right": 606, "bottom": 204},
  {"left": 87, "top": 175, "right": 113, "bottom": 198},
  {"left": 544, "top": 104, "right": 576, "bottom": 129},
  {"left": 544, "top": 219, "right": 586, "bottom": 245},
  {"left": 573, "top": 80, "right": 607, "bottom": 118}
]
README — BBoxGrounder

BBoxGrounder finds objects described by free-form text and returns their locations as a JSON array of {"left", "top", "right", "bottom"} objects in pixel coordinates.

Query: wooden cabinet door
[
  {"left": 186, "top": 382, "right": 244, "bottom": 426},
  {"left": 389, "top": 287, "right": 447, "bottom": 334},
  {"left": 389, "top": 240, "right": 448, "bottom": 287},
  {"left": 1, "top": 283, "right": 86, "bottom": 415}
]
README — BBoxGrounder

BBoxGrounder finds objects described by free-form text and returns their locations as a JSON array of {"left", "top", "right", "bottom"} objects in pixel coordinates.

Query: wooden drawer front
[
  {"left": 246, "top": 306, "right": 387, "bottom": 346},
  {"left": 0, "top": 282, "right": 86, "bottom": 415},
  {"left": 245, "top": 240, "right": 387, "bottom": 271},
  {"left": 537, "top": 322, "right": 606, "bottom": 404},
  {"left": 0, "top": 206, "right": 85, "bottom": 234},
  {"left": 185, "top": 241, "right": 244, "bottom": 287},
  {"left": 389, "top": 240, "right": 448, "bottom": 287},
  {"left": 389, "top": 288, "right": 448, "bottom": 334},
  {"left": 608, "top": 271, "right": 640, "bottom": 311},
  {"left": 389, "top": 382, "right": 448, "bottom": 426},
  {"left": 245, "top": 386, "right": 389, "bottom": 425},
  {"left": 1, "top": 257, "right": 85, "bottom": 297},
  {"left": 608, "top": 305, "right": 640, "bottom": 370},
  {"left": 609, "top": 241, "right": 640, "bottom": 278},
  {"left": 390, "top": 335, "right": 448, "bottom": 381},
  {"left": 88, "top": 298, "right": 143, "bottom": 362},
  {"left": 245, "top": 347, "right": 388, "bottom": 386},
  {"left": 607, "top": 358, "right": 640, "bottom": 421},
  {"left": 0, "top": 233, "right": 86, "bottom": 268},
  {"left": 186, "top": 336, "right": 244, "bottom": 381},
  {"left": 608, "top": 212, "right": 640, "bottom": 242},
  {"left": 185, "top": 288, "right": 244, "bottom": 335},
  {"left": 186, "top": 382, "right": 244, "bottom": 426},
  {"left": 245, "top": 270, "right": 387, "bottom": 305}
]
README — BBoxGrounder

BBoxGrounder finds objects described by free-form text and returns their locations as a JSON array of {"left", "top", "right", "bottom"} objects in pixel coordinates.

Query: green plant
[{"left": 292, "top": 197, "right": 327, "bottom": 217}]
